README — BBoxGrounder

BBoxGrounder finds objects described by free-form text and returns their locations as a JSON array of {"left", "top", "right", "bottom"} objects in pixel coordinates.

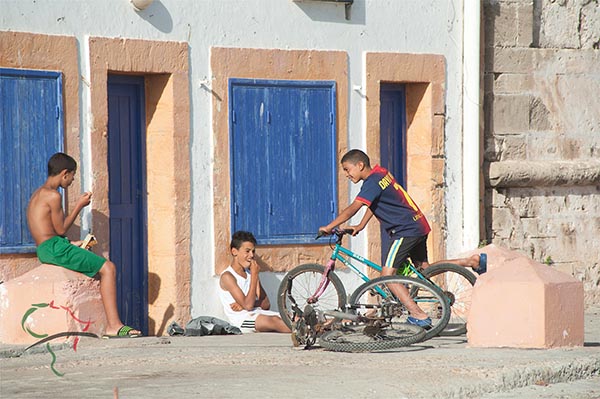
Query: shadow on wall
[
  {"left": 148, "top": 271, "right": 175, "bottom": 336},
  {"left": 257, "top": 272, "right": 285, "bottom": 313},
  {"left": 293, "top": 0, "right": 366, "bottom": 25},
  {"left": 255, "top": 255, "right": 285, "bottom": 312},
  {"left": 91, "top": 210, "right": 176, "bottom": 335},
  {"left": 133, "top": 0, "right": 174, "bottom": 34},
  {"left": 91, "top": 209, "right": 110, "bottom": 258}
]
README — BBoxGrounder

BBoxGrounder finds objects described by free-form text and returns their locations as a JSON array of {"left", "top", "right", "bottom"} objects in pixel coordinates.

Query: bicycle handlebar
[{"left": 315, "top": 227, "right": 354, "bottom": 240}]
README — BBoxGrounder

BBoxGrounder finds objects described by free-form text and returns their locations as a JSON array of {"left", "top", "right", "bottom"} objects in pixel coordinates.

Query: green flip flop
[{"left": 102, "top": 325, "right": 141, "bottom": 339}]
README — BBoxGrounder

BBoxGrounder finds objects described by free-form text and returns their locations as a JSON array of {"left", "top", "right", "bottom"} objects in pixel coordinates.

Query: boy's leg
[
  {"left": 255, "top": 315, "right": 291, "bottom": 333},
  {"left": 379, "top": 267, "right": 429, "bottom": 319},
  {"left": 382, "top": 236, "right": 429, "bottom": 320},
  {"left": 97, "top": 261, "right": 141, "bottom": 336},
  {"left": 429, "top": 254, "right": 486, "bottom": 273}
]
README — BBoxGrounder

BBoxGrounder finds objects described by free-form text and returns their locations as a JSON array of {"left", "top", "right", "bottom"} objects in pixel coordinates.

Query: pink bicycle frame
[{"left": 307, "top": 258, "right": 336, "bottom": 303}]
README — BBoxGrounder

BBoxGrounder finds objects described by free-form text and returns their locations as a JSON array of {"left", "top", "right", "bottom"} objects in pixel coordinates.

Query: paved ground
[{"left": 1, "top": 308, "right": 599, "bottom": 399}]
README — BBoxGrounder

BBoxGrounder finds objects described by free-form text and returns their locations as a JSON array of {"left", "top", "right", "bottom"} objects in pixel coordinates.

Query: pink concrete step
[
  {"left": 467, "top": 250, "right": 584, "bottom": 348},
  {"left": 0, "top": 264, "right": 107, "bottom": 344}
]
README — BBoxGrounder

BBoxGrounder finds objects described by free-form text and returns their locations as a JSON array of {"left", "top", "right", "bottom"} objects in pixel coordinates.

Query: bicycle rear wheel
[
  {"left": 348, "top": 276, "right": 450, "bottom": 342},
  {"left": 319, "top": 323, "right": 425, "bottom": 353},
  {"left": 420, "top": 263, "right": 476, "bottom": 336},
  {"left": 277, "top": 263, "right": 347, "bottom": 330}
]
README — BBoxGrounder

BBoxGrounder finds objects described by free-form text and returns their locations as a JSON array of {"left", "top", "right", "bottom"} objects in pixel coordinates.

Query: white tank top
[{"left": 218, "top": 265, "right": 252, "bottom": 322}]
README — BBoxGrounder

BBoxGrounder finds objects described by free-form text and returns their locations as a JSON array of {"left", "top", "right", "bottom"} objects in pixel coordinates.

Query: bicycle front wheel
[
  {"left": 277, "top": 263, "right": 347, "bottom": 330},
  {"left": 348, "top": 276, "right": 450, "bottom": 342},
  {"left": 421, "top": 263, "right": 476, "bottom": 336},
  {"left": 319, "top": 323, "right": 425, "bottom": 353}
]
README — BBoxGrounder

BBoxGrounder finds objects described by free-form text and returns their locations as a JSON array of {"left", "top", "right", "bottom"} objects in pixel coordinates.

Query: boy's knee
[{"left": 100, "top": 260, "right": 117, "bottom": 276}]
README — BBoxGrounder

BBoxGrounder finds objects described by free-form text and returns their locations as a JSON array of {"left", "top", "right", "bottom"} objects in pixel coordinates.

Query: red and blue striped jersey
[{"left": 356, "top": 165, "right": 431, "bottom": 238}]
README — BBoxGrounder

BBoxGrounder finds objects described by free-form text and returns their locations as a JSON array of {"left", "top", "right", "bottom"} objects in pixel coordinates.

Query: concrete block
[
  {"left": 467, "top": 252, "right": 584, "bottom": 348},
  {"left": 492, "top": 94, "right": 531, "bottom": 133},
  {"left": 516, "top": 2, "right": 534, "bottom": 48},
  {"left": 0, "top": 264, "right": 107, "bottom": 345},
  {"left": 540, "top": 2, "right": 581, "bottom": 49},
  {"left": 493, "top": 73, "right": 534, "bottom": 94},
  {"left": 488, "top": 48, "right": 535, "bottom": 74},
  {"left": 581, "top": 2, "right": 600, "bottom": 49},
  {"left": 489, "top": 2, "right": 519, "bottom": 47},
  {"left": 500, "top": 135, "right": 527, "bottom": 160}
]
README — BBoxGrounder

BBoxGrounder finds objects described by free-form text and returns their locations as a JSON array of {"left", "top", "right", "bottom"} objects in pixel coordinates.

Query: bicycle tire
[
  {"left": 420, "top": 263, "right": 477, "bottom": 336},
  {"left": 277, "top": 263, "right": 347, "bottom": 330},
  {"left": 319, "top": 323, "right": 425, "bottom": 353},
  {"left": 348, "top": 276, "right": 450, "bottom": 342}
]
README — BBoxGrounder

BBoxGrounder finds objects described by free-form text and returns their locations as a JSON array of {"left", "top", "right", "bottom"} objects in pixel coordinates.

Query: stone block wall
[{"left": 483, "top": 0, "right": 600, "bottom": 306}]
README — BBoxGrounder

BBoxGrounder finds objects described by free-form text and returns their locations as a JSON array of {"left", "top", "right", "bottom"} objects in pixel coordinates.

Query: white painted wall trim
[{"left": 462, "top": 0, "right": 481, "bottom": 250}]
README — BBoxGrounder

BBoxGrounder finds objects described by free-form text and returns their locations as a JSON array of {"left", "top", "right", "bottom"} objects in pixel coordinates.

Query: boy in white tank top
[{"left": 218, "top": 231, "right": 291, "bottom": 333}]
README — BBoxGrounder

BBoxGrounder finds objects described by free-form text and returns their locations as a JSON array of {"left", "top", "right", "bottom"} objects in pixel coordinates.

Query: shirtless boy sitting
[{"left": 27, "top": 152, "right": 141, "bottom": 338}]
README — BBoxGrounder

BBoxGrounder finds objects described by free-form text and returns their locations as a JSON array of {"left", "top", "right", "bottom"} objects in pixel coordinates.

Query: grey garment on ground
[{"left": 169, "top": 316, "right": 242, "bottom": 336}]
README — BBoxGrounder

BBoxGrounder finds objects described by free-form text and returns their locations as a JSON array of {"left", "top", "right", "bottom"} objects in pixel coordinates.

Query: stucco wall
[{"left": 483, "top": 0, "right": 600, "bottom": 306}]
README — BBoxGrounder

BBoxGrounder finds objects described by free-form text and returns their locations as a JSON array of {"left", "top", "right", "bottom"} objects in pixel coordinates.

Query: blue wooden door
[
  {"left": 107, "top": 75, "right": 148, "bottom": 334},
  {"left": 379, "top": 84, "right": 407, "bottom": 262}
]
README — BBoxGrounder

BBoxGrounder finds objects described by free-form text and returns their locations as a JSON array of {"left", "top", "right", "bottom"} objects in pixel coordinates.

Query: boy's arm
[
  {"left": 49, "top": 191, "right": 92, "bottom": 236},
  {"left": 256, "top": 284, "right": 270, "bottom": 310},
  {"left": 319, "top": 200, "right": 365, "bottom": 234},
  {"left": 219, "top": 263, "right": 260, "bottom": 311},
  {"left": 349, "top": 207, "right": 374, "bottom": 236}
]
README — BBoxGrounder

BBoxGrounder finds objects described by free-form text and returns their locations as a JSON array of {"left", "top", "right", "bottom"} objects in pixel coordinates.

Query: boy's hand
[
  {"left": 249, "top": 259, "right": 260, "bottom": 274},
  {"left": 318, "top": 226, "right": 332, "bottom": 235},
  {"left": 347, "top": 225, "right": 362, "bottom": 236},
  {"left": 77, "top": 192, "right": 93, "bottom": 208},
  {"left": 230, "top": 302, "right": 243, "bottom": 311}
]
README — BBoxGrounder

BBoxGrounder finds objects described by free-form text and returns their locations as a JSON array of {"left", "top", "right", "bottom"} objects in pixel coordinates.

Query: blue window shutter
[
  {"left": 0, "top": 68, "right": 63, "bottom": 254},
  {"left": 229, "top": 79, "right": 337, "bottom": 244}
]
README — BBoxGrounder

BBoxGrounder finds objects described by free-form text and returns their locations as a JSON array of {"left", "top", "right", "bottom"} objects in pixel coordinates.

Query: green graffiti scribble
[
  {"left": 46, "top": 343, "right": 64, "bottom": 377},
  {"left": 21, "top": 305, "right": 49, "bottom": 339}
]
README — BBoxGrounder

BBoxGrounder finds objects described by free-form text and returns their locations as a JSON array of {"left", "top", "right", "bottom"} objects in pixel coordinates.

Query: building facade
[{"left": 1, "top": 0, "right": 597, "bottom": 335}]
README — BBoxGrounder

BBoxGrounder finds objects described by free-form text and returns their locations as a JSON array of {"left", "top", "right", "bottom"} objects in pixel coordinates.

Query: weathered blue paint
[
  {"left": 229, "top": 79, "right": 337, "bottom": 244},
  {"left": 0, "top": 68, "right": 63, "bottom": 254},
  {"left": 107, "top": 75, "right": 148, "bottom": 334},
  {"left": 379, "top": 84, "right": 407, "bottom": 259}
]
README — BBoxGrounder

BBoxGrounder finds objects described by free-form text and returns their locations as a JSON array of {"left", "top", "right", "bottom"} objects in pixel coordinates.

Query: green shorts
[{"left": 36, "top": 236, "right": 106, "bottom": 278}]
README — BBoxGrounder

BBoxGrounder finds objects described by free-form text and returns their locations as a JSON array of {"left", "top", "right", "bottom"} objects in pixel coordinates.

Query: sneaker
[{"left": 407, "top": 316, "right": 432, "bottom": 329}]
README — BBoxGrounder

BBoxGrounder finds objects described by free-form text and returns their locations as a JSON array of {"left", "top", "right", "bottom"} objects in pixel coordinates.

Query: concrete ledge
[
  {"left": 0, "top": 264, "right": 106, "bottom": 344},
  {"left": 468, "top": 253, "right": 584, "bottom": 348},
  {"left": 487, "top": 160, "right": 600, "bottom": 188}
]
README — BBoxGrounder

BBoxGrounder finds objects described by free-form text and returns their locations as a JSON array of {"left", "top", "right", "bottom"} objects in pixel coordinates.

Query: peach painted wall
[
  {"left": 87, "top": 37, "right": 190, "bottom": 335},
  {"left": 0, "top": 31, "right": 80, "bottom": 281},
  {"left": 210, "top": 47, "right": 349, "bottom": 275},
  {"left": 365, "top": 53, "right": 446, "bottom": 266}
]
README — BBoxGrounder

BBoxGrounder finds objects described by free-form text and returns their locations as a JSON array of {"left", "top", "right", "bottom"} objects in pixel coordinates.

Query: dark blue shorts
[{"left": 384, "top": 235, "right": 428, "bottom": 268}]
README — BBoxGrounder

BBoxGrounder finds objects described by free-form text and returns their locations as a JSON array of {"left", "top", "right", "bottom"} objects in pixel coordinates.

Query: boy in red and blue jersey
[{"left": 319, "top": 149, "right": 486, "bottom": 327}]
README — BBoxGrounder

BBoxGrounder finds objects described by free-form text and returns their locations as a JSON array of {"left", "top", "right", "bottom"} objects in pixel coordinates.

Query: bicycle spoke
[
  {"left": 349, "top": 276, "right": 450, "bottom": 342},
  {"left": 277, "top": 264, "right": 347, "bottom": 330},
  {"left": 421, "top": 263, "right": 477, "bottom": 336}
]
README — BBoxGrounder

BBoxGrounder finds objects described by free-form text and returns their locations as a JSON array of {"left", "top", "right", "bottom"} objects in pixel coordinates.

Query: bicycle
[
  {"left": 277, "top": 228, "right": 477, "bottom": 351},
  {"left": 288, "top": 302, "right": 427, "bottom": 352}
]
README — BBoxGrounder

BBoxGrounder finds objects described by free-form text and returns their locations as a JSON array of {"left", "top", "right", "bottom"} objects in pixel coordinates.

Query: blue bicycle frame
[{"left": 313, "top": 229, "right": 431, "bottom": 301}]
